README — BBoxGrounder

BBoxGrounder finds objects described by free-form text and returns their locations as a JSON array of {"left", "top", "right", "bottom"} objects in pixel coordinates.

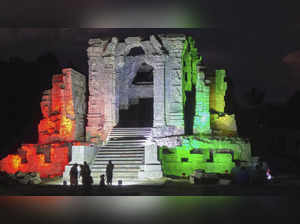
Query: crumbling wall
[
  {"left": 208, "top": 69, "right": 237, "bottom": 136},
  {"left": 158, "top": 135, "right": 251, "bottom": 176},
  {"left": 38, "top": 68, "right": 86, "bottom": 144},
  {"left": 0, "top": 68, "right": 86, "bottom": 178}
]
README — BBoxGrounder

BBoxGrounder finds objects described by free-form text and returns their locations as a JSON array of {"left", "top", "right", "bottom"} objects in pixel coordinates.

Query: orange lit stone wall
[
  {"left": 0, "top": 144, "right": 70, "bottom": 178},
  {"left": 38, "top": 68, "right": 86, "bottom": 144},
  {"left": 0, "top": 68, "right": 87, "bottom": 178}
]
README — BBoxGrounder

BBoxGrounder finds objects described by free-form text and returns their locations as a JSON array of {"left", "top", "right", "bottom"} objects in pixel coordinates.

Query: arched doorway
[{"left": 118, "top": 62, "right": 154, "bottom": 127}]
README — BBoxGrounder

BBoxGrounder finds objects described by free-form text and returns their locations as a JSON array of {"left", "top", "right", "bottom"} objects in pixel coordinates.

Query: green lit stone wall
[
  {"left": 181, "top": 36, "right": 201, "bottom": 105},
  {"left": 193, "top": 71, "right": 211, "bottom": 134},
  {"left": 181, "top": 36, "right": 211, "bottom": 134},
  {"left": 210, "top": 69, "right": 227, "bottom": 113},
  {"left": 209, "top": 69, "right": 227, "bottom": 128},
  {"left": 158, "top": 136, "right": 251, "bottom": 177}
]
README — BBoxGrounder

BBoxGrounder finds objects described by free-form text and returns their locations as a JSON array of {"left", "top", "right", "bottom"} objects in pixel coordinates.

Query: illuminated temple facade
[{"left": 0, "top": 34, "right": 251, "bottom": 180}]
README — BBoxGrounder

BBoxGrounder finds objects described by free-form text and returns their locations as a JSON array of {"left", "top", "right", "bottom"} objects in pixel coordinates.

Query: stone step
[
  {"left": 112, "top": 127, "right": 152, "bottom": 130},
  {"left": 108, "top": 135, "right": 151, "bottom": 138},
  {"left": 110, "top": 132, "right": 151, "bottom": 134},
  {"left": 92, "top": 164, "right": 141, "bottom": 168},
  {"left": 92, "top": 175, "right": 139, "bottom": 180},
  {"left": 108, "top": 139, "right": 147, "bottom": 142},
  {"left": 95, "top": 151, "right": 144, "bottom": 155},
  {"left": 103, "top": 145, "right": 145, "bottom": 148},
  {"left": 92, "top": 171, "right": 139, "bottom": 175},
  {"left": 95, "top": 154, "right": 143, "bottom": 157},
  {"left": 107, "top": 140, "right": 147, "bottom": 143},
  {"left": 105, "top": 142, "right": 146, "bottom": 145},
  {"left": 93, "top": 160, "right": 143, "bottom": 165},
  {"left": 110, "top": 129, "right": 152, "bottom": 133},
  {"left": 110, "top": 131, "right": 151, "bottom": 133},
  {"left": 95, "top": 154, "right": 144, "bottom": 161},
  {"left": 91, "top": 167, "right": 140, "bottom": 172},
  {"left": 109, "top": 131, "right": 151, "bottom": 133},
  {"left": 94, "top": 156, "right": 143, "bottom": 161},
  {"left": 91, "top": 176, "right": 139, "bottom": 182},
  {"left": 98, "top": 149, "right": 144, "bottom": 153},
  {"left": 102, "top": 147, "right": 145, "bottom": 150},
  {"left": 92, "top": 174, "right": 138, "bottom": 179},
  {"left": 109, "top": 133, "right": 151, "bottom": 135},
  {"left": 96, "top": 150, "right": 144, "bottom": 154}
]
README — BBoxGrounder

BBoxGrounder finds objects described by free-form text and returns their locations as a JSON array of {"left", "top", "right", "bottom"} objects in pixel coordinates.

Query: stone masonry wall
[{"left": 38, "top": 68, "right": 86, "bottom": 144}]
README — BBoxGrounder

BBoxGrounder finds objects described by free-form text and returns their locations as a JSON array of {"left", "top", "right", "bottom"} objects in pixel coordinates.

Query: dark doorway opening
[
  {"left": 132, "top": 63, "right": 153, "bottom": 85},
  {"left": 184, "top": 85, "right": 196, "bottom": 135},
  {"left": 118, "top": 98, "right": 153, "bottom": 127}
]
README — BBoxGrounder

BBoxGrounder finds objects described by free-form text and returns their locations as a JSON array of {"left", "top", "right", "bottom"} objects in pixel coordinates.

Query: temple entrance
[
  {"left": 117, "top": 62, "right": 154, "bottom": 127},
  {"left": 118, "top": 98, "right": 153, "bottom": 127}
]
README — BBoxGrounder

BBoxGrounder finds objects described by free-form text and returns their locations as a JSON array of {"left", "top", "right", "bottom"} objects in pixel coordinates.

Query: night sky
[
  {"left": 1, "top": 27, "right": 300, "bottom": 102},
  {"left": 2, "top": 1, "right": 300, "bottom": 159}
]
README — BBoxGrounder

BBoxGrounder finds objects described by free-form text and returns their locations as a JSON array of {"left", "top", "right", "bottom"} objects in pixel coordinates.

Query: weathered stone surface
[
  {"left": 38, "top": 68, "right": 86, "bottom": 144},
  {"left": 86, "top": 36, "right": 181, "bottom": 142}
]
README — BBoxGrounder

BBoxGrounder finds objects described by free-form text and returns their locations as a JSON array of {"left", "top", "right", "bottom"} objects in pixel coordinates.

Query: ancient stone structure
[
  {"left": 0, "top": 69, "right": 87, "bottom": 178},
  {"left": 84, "top": 34, "right": 251, "bottom": 181},
  {"left": 86, "top": 34, "right": 187, "bottom": 143},
  {"left": 1, "top": 34, "right": 252, "bottom": 182}
]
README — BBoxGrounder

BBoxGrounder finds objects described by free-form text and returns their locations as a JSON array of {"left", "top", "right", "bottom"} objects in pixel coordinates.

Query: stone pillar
[
  {"left": 159, "top": 34, "right": 185, "bottom": 135},
  {"left": 193, "top": 68, "right": 211, "bottom": 134},
  {"left": 138, "top": 141, "right": 163, "bottom": 179},
  {"left": 86, "top": 54, "right": 106, "bottom": 143},
  {"left": 153, "top": 59, "right": 166, "bottom": 127},
  {"left": 103, "top": 55, "right": 117, "bottom": 129},
  {"left": 86, "top": 38, "right": 118, "bottom": 143}
]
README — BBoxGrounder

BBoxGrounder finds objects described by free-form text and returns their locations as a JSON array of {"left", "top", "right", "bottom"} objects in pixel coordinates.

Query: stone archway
[
  {"left": 118, "top": 60, "right": 154, "bottom": 127},
  {"left": 86, "top": 35, "right": 178, "bottom": 143}
]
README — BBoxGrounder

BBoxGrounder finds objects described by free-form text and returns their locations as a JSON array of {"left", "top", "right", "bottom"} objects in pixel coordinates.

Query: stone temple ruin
[{"left": 0, "top": 34, "right": 251, "bottom": 183}]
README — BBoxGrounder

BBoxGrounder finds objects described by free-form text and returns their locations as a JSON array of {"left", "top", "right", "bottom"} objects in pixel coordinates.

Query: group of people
[
  {"left": 230, "top": 160, "right": 271, "bottom": 185},
  {"left": 69, "top": 160, "right": 114, "bottom": 187}
]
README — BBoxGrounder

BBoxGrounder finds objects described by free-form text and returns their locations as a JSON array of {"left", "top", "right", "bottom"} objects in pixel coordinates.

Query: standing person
[
  {"left": 69, "top": 163, "right": 78, "bottom": 187},
  {"left": 99, "top": 174, "right": 106, "bottom": 187},
  {"left": 106, "top": 160, "right": 114, "bottom": 185},
  {"left": 82, "top": 161, "right": 91, "bottom": 187}
]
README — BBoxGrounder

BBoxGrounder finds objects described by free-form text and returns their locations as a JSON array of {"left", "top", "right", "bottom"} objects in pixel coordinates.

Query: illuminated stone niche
[
  {"left": 207, "top": 69, "right": 237, "bottom": 136},
  {"left": 0, "top": 68, "right": 87, "bottom": 178}
]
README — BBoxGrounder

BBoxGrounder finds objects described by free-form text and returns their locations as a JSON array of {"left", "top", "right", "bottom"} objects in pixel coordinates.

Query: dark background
[{"left": 1, "top": 1, "right": 300, "bottom": 173}]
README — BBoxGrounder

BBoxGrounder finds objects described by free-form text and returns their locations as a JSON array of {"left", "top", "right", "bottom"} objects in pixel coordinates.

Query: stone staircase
[{"left": 90, "top": 127, "right": 152, "bottom": 185}]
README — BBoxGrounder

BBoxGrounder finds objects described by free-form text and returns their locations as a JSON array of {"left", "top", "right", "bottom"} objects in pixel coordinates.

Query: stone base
[
  {"left": 69, "top": 145, "right": 97, "bottom": 165},
  {"left": 152, "top": 126, "right": 184, "bottom": 138},
  {"left": 138, "top": 164, "right": 163, "bottom": 179}
]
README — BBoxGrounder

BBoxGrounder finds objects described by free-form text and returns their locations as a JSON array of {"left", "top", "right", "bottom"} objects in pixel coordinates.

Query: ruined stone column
[
  {"left": 159, "top": 34, "right": 186, "bottom": 135},
  {"left": 153, "top": 58, "right": 166, "bottom": 127},
  {"left": 86, "top": 38, "right": 119, "bottom": 143},
  {"left": 193, "top": 68, "right": 211, "bottom": 134}
]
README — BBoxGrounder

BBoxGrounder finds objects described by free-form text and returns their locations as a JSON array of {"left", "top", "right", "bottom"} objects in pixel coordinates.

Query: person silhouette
[
  {"left": 69, "top": 163, "right": 78, "bottom": 187},
  {"left": 106, "top": 160, "right": 114, "bottom": 185},
  {"left": 81, "top": 161, "right": 92, "bottom": 187},
  {"left": 99, "top": 174, "right": 106, "bottom": 187}
]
